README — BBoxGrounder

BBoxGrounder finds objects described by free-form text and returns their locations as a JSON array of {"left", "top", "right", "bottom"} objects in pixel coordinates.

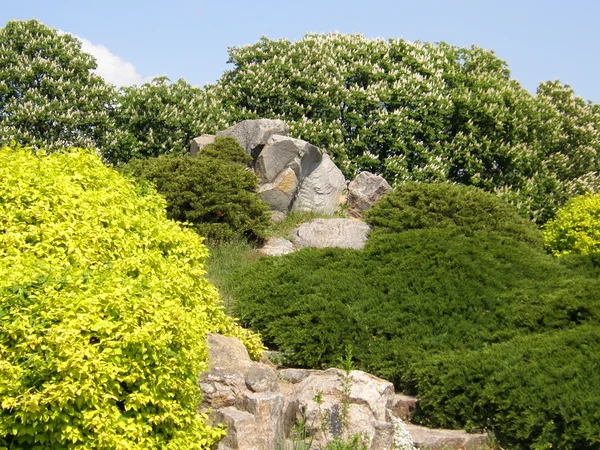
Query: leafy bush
[
  {"left": 544, "top": 193, "right": 600, "bottom": 256},
  {"left": 213, "top": 33, "right": 600, "bottom": 222},
  {"left": 0, "top": 145, "right": 263, "bottom": 449},
  {"left": 0, "top": 20, "right": 115, "bottom": 151},
  {"left": 364, "top": 182, "right": 543, "bottom": 247},
  {"left": 409, "top": 326, "right": 600, "bottom": 449},
  {"left": 122, "top": 137, "right": 271, "bottom": 242}
]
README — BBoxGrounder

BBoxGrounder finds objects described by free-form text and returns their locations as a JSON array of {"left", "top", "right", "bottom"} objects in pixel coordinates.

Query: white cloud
[{"left": 77, "top": 37, "right": 153, "bottom": 87}]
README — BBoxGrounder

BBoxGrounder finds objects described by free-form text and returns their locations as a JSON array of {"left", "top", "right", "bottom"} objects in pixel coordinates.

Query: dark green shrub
[
  {"left": 409, "top": 326, "right": 600, "bottom": 449},
  {"left": 364, "top": 182, "right": 543, "bottom": 247},
  {"left": 223, "top": 227, "right": 600, "bottom": 449},
  {"left": 123, "top": 139, "right": 270, "bottom": 242},
  {"left": 200, "top": 136, "right": 252, "bottom": 165}
]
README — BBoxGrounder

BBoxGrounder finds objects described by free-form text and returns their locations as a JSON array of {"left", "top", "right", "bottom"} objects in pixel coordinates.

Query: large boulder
[
  {"left": 291, "top": 153, "right": 347, "bottom": 215},
  {"left": 292, "top": 218, "right": 370, "bottom": 250},
  {"left": 347, "top": 171, "right": 392, "bottom": 217},
  {"left": 258, "top": 167, "right": 299, "bottom": 213},
  {"left": 283, "top": 368, "right": 395, "bottom": 449},
  {"left": 255, "top": 135, "right": 322, "bottom": 183},
  {"left": 217, "top": 119, "right": 288, "bottom": 159}
]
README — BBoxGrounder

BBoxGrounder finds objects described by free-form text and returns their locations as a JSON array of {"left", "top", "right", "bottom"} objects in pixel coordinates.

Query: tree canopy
[
  {"left": 0, "top": 20, "right": 115, "bottom": 151},
  {"left": 213, "top": 34, "right": 600, "bottom": 222}
]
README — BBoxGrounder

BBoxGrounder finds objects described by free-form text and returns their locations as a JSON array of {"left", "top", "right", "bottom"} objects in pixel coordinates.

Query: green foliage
[
  {"left": 213, "top": 33, "right": 600, "bottom": 222},
  {"left": 106, "top": 77, "right": 221, "bottom": 165},
  {"left": 543, "top": 193, "right": 600, "bottom": 256},
  {"left": 122, "top": 139, "right": 271, "bottom": 242},
  {"left": 0, "top": 145, "right": 263, "bottom": 449},
  {"left": 365, "top": 182, "right": 543, "bottom": 247},
  {"left": 200, "top": 136, "right": 252, "bottom": 165},
  {"left": 409, "top": 326, "right": 600, "bottom": 450},
  {"left": 220, "top": 186, "right": 600, "bottom": 448},
  {"left": 0, "top": 20, "right": 115, "bottom": 151}
]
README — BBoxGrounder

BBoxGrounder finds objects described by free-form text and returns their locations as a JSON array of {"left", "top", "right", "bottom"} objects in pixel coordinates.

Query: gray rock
[
  {"left": 255, "top": 135, "right": 322, "bottom": 183},
  {"left": 292, "top": 218, "right": 370, "bottom": 250},
  {"left": 269, "top": 210, "right": 286, "bottom": 223},
  {"left": 245, "top": 362, "right": 279, "bottom": 393},
  {"left": 211, "top": 407, "right": 260, "bottom": 450},
  {"left": 291, "top": 153, "right": 347, "bottom": 215},
  {"left": 206, "top": 333, "right": 252, "bottom": 372},
  {"left": 189, "top": 134, "right": 216, "bottom": 157},
  {"left": 258, "top": 167, "right": 298, "bottom": 213},
  {"left": 237, "top": 392, "right": 285, "bottom": 448},
  {"left": 278, "top": 368, "right": 320, "bottom": 384},
  {"left": 405, "top": 424, "right": 490, "bottom": 449},
  {"left": 257, "top": 237, "right": 295, "bottom": 257},
  {"left": 217, "top": 119, "right": 288, "bottom": 159},
  {"left": 347, "top": 171, "right": 392, "bottom": 217},
  {"left": 392, "top": 394, "right": 419, "bottom": 421},
  {"left": 284, "top": 368, "right": 395, "bottom": 449}
]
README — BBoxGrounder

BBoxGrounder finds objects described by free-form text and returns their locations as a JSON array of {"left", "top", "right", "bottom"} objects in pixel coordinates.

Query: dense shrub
[
  {"left": 212, "top": 33, "right": 600, "bottom": 222},
  {"left": 122, "top": 137, "right": 270, "bottom": 242},
  {"left": 0, "top": 145, "right": 263, "bottom": 449},
  {"left": 364, "top": 182, "right": 543, "bottom": 247},
  {"left": 409, "top": 326, "right": 600, "bottom": 449},
  {"left": 223, "top": 214, "right": 600, "bottom": 448},
  {"left": 544, "top": 193, "right": 600, "bottom": 256},
  {"left": 227, "top": 230, "right": 600, "bottom": 375},
  {"left": 0, "top": 20, "right": 115, "bottom": 151}
]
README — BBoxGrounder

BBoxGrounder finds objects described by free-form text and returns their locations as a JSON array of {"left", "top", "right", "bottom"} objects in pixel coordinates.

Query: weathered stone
[
  {"left": 245, "top": 362, "right": 279, "bottom": 393},
  {"left": 405, "top": 424, "right": 490, "bottom": 450},
  {"left": 278, "top": 368, "right": 320, "bottom": 384},
  {"left": 284, "top": 368, "right": 395, "bottom": 449},
  {"left": 292, "top": 218, "right": 370, "bottom": 250},
  {"left": 257, "top": 237, "right": 295, "bottom": 257},
  {"left": 269, "top": 210, "right": 286, "bottom": 223},
  {"left": 189, "top": 134, "right": 216, "bottom": 157},
  {"left": 392, "top": 394, "right": 419, "bottom": 421},
  {"left": 237, "top": 392, "right": 285, "bottom": 448},
  {"left": 291, "top": 154, "right": 347, "bottom": 215},
  {"left": 217, "top": 119, "right": 288, "bottom": 159},
  {"left": 347, "top": 171, "right": 392, "bottom": 216},
  {"left": 206, "top": 333, "right": 252, "bottom": 372},
  {"left": 211, "top": 407, "right": 260, "bottom": 450},
  {"left": 371, "top": 420, "right": 395, "bottom": 450},
  {"left": 258, "top": 167, "right": 298, "bottom": 213},
  {"left": 255, "top": 135, "right": 322, "bottom": 183}
]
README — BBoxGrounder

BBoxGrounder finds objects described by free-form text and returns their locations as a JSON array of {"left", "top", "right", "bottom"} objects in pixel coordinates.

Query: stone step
[{"left": 405, "top": 424, "right": 490, "bottom": 450}]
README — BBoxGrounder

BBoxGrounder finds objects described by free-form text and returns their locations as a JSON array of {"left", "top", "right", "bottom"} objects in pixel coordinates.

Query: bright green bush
[
  {"left": 409, "top": 326, "right": 600, "bottom": 449},
  {"left": 0, "top": 145, "right": 263, "bottom": 449},
  {"left": 544, "top": 193, "right": 600, "bottom": 256},
  {"left": 122, "top": 137, "right": 270, "bottom": 243},
  {"left": 364, "top": 182, "right": 543, "bottom": 247}
]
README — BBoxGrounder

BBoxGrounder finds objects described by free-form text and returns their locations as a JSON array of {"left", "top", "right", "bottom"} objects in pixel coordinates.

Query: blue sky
[{"left": 3, "top": 0, "right": 600, "bottom": 102}]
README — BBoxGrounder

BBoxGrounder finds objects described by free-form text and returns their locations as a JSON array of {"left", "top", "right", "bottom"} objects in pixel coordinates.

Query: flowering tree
[
  {"left": 214, "top": 33, "right": 600, "bottom": 222},
  {"left": 105, "top": 77, "right": 232, "bottom": 165},
  {"left": 0, "top": 20, "right": 115, "bottom": 151}
]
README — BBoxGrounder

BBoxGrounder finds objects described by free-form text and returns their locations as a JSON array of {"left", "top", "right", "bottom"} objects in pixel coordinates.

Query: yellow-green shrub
[
  {"left": 544, "top": 193, "right": 600, "bottom": 256},
  {"left": 0, "top": 145, "right": 263, "bottom": 449}
]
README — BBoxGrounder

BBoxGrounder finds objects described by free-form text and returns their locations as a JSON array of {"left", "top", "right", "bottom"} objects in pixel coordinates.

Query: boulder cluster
[{"left": 201, "top": 334, "right": 490, "bottom": 450}]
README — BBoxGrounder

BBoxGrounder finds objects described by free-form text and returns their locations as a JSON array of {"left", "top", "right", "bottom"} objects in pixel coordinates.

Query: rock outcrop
[
  {"left": 192, "top": 119, "right": 347, "bottom": 217},
  {"left": 216, "top": 119, "right": 289, "bottom": 159},
  {"left": 291, "top": 218, "right": 370, "bottom": 250},
  {"left": 203, "top": 334, "right": 490, "bottom": 450},
  {"left": 347, "top": 171, "right": 392, "bottom": 217}
]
